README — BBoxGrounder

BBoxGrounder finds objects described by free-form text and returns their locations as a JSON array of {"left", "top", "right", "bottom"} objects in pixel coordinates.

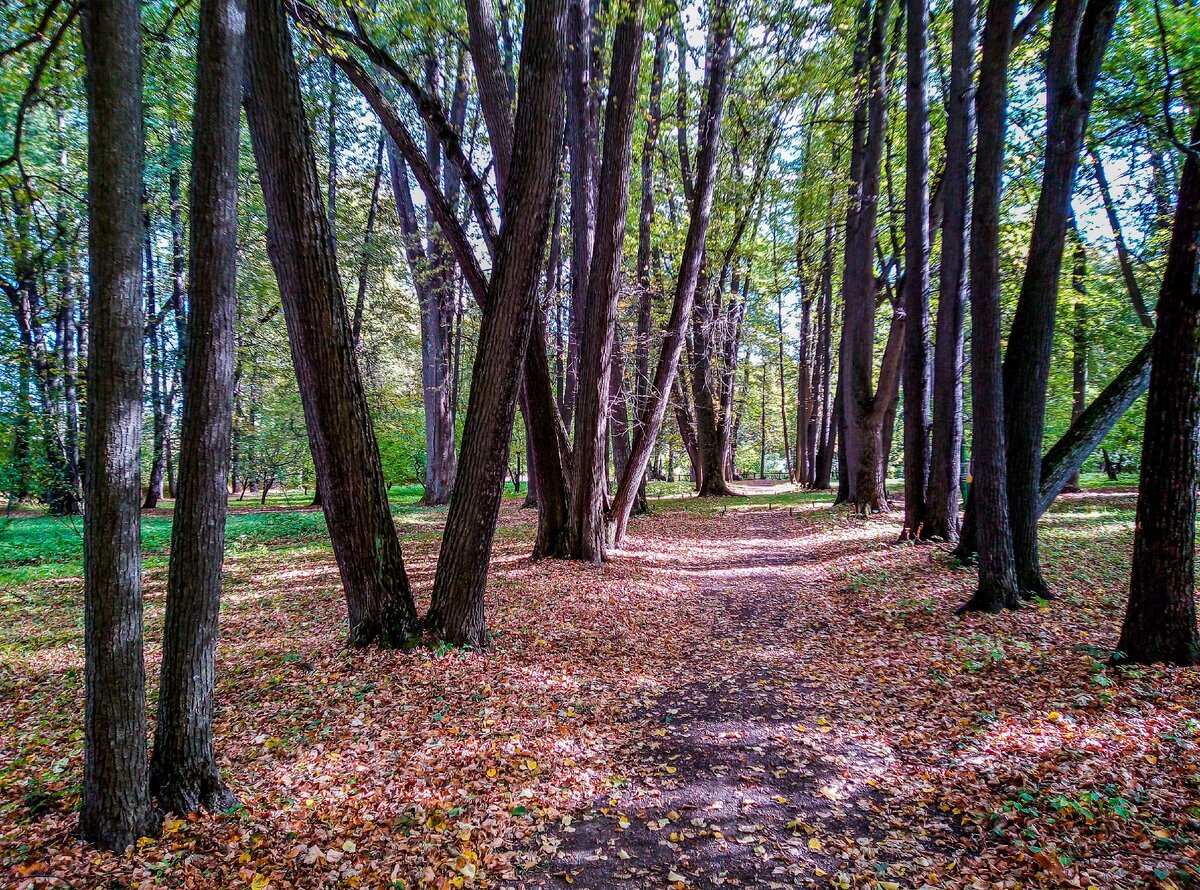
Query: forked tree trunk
[
  {"left": 427, "top": 0, "right": 567, "bottom": 647},
  {"left": 608, "top": 1, "right": 733, "bottom": 544},
  {"left": 1000, "top": 0, "right": 1118, "bottom": 597},
  {"left": 1116, "top": 116, "right": 1200, "bottom": 666},
  {"left": 150, "top": 0, "right": 244, "bottom": 814},
  {"left": 79, "top": 0, "right": 161, "bottom": 848},
  {"left": 245, "top": 0, "right": 420, "bottom": 647}
]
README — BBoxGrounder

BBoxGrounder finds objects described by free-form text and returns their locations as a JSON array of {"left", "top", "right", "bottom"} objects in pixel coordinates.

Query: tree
[
  {"left": 901, "top": 0, "right": 932, "bottom": 539},
  {"left": 244, "top": 0, "right": 420, "bottom": 647},
  {"left": 608, "top": 0, "right": 734, "bottom": 544},
  {"left": 79, "top": 0, "right": 161, "bottom": 848},
  {"left": 924, "top": 0, "right": 975, "bottom": 541},
  {"left": 426, "top": 0, "right": 567, "bottom": 646},
  {"left": 957, "top": 0, "right": 1021, "bottom": 613},
  {"left": 150, "top": 0, "right": 245, "bottom": 814},
  {"left": 568, "top": 3, "right": 646, "bottom": 562},
  {"left": 1115, "top": 116, "right": 1200, "bottom": 666},
  {"left": 1000, "top": 0, "right": 1118, "bottom": 597}
]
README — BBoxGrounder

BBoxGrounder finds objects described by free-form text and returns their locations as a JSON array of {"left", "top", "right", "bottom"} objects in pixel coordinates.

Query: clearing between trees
[{"left": 2, "top": 483, "right": 1196, "bottom": 888}]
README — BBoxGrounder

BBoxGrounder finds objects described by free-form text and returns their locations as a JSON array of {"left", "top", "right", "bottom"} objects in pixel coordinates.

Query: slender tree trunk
[
  {"left": 79, "top": 0, "right": 161, "bottom": 847},
  {"left": 569, "top": 5, "right": 645, "bottom": 562},
  {"left": 1000, "top": 0, "right": 1118, "bottom": 597},
  {"left": 608, "top": 1, "right": 732, "bottom": 544},
  {"left": 245, "top": 0, "right": 420, "bottom": 647},
  {"left": 901, "top": 0, "right": 932, "bottom": 539},
  {"left": 1065, "top": 234, "right": 1088, "bottom": 492},
  {"left": 143, "top": 210, "right": 167, "bottom": 509},
  {"left": 925, "top": 0, "right": 975, "bottom": 542},
  {"left": 777, "top": 286, "right": 794, "bottom": 483},
  {"left": 427, "top": 0, "right": 566, "bottom": 646},
  {"left": 1116, "top": 116, "right": 1200, "bottom": 666},
  {"left": 150, "top": 0, "right": 244, "bottom": 814},
  {"left": 957, "top": 0, "right": 1021, "bottom": 613}
]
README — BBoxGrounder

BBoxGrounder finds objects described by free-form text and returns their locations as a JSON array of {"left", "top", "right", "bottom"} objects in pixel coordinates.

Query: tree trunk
[
  {"left": 1000, "top": 0, "right": 1118, "bottom": 597},
  {"left": 957, "top": 0, "right": 1021, "bottom": 613},
  {"left": 245, "top": 0, "right": 420, "bottom": 647},
  {"left": 608, "top": 4, "right": 732, "bottom": 544},
  {"left": 143, "top": 208, "right": 167, "bottom": 509},
  {"left": 427, "top": 0, "right": 566, "bottom": 646},
  {"left": 150, "top": 0, "right": 244, "bottom": 814},
  {"left": 79, "top": 0, "right": 161, "bottom": 848},
  {"left": 1116, "top": 115, "right": 1200, "bottom": 666},
  {"left": 1065, "top": 234, "right": 1088, "bottom": 492},
  {"left": 569, "top": 5, "right": 645, "bottom": 562},
  {"left": 925, "top": 0, "right": 975, "bottom": 542},
  {"left": 901, "top": 0, "right": 932, "bottom": 539}
]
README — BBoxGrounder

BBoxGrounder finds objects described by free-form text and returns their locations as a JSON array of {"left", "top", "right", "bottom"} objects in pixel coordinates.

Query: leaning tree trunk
[
  {"left": 957, "top": 0, "right": 1021, "bottom": 613},
  {"left": 607, "top": 1, "right": 733, "bottom": 544},
  {"left": 245, "top": 0, "right": 419, "bottom": 647},
  {"left": 925, "top": 0, "right": 976, "bottom": 542},
  {"left": 901, "top": 0, "right": 932, "bottom": 539},
  {"left": 79, "top": 0, "right": 161, "bottom": 848},
  {"left": 150, "top": 0, "right": 244, "bottom": 815},
  {"left": 1116, "top": 115, "right": 1200, "bottom": 666},
  {"left": 1000, "top": 0, "right": 1118, "bottom": 598},
  {"left": 427, "top": 0, "right": 567, "bottom": 647}
]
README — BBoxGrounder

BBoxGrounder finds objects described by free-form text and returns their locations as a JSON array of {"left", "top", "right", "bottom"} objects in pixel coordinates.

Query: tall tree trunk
[
  {"left": 925, "top": 0, "right": 975, "bottom": 542},
  {"left": 143, "top": 209, "right": 167, "bottom": 509},
  {"left": 245, "top": 0, "right": 420, "bottom": 647},
  {"left": 150, "top": 0, "right": 244, "bottom": 814},
  {"left": 79, "top": 0, "right": 161, "bottom": 848},
  {"left": 957, "top": 0, "right": 1021, "bottom": 612},
  {"left": 812, "top": 236, "right": 836, "bottom": 490},
  {"left": 1000, "top": 0, "right": 1118, "bottom": 597},
  {"left": 1116, "top": 116, "right": 1200, "bottom": 666},
  {"left": 1065, "top": 234, "right": 1088, "bottom": 492},
  {"left": 901, "top": 0, "right": 932, "bottom": 539},
  {"left": 569, "top": 5, "right": 646, "bottom": 562},
  {"left": 427, "top": 0, "right": 567, "bottom": 646},
  {"left": 841, "top": 0, "right": 894, "bottom": 514},
  {"left": 563, "top": 0, "right": 598, "bottom": 430},
  {"left": 608, "top": 0, "right": 733, "bottom": 544}
]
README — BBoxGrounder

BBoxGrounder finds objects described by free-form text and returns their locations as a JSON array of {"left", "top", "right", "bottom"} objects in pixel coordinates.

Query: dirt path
[{"left": 530, "top": 505, "right": 905, "bottom": 889}]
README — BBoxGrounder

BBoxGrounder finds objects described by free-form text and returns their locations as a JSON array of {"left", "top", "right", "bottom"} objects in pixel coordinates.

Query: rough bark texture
[
  {"left": 608, "top": 2, "right": 732, "bottom": 544},
  {"left": 901, "top": 0, "right": 932, "bottom": 538},
  {"left": 1116, "top": 117, "right": 1200, "bottom": 666},
  {"left": 245, "top": 0, "right": 419, "bottom": 647},
  {"left": 427, "top": 0, "right": 567, "bottom": 647},
  {"left": 569, "top": 6, "right": 645, "bottom": 562},
  {"left": 958, "top": 0, "right": 1021, "bottom": 613},
  {"left": 1000, "top": 0, "right": 1118, "bottom": 597},
  {"left": 925, "top": 0, "right": 975, "bottom": 542},
  {"left": 150, "top": 0, "right": 245, "bottom": 815},
  {"left": 79, "top": 0, "right": 161, "bottom": 848}
]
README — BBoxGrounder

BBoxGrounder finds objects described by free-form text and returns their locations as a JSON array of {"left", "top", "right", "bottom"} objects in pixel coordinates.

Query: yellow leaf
[
  {"left": 250, "top": 874, "right": 271, "bottom": 890},
  {"left": 1047, "top": 711, "right": 1062, "bottom": 722},
  {"left": 808, "top": 838, "right": 822, "bottom": 851}
]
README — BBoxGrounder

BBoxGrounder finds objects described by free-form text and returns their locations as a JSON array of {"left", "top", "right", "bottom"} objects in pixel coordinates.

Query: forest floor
[{"left": 2, "top": 482, "right": 1199, "bottom": 889}]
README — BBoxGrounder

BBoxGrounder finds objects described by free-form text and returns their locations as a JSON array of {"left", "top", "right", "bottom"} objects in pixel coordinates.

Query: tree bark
[
  {"left": 79, "top": 0, "right": 161, "bottom": 848},
  {"left": 245, "top": 0, "right": 420, "bottom": 647},
  {"left": 1065, "top": 233, "right": 1088, "bottom": 492},
  {"left": 1116, "top": 116, "right": 1200, "bottom": 666},
  {"left": 151, "top": 0, "right": 244, "bottom": 814},
  {"left": 427, "top": 0, "right": 567, "bottom": 646}
]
